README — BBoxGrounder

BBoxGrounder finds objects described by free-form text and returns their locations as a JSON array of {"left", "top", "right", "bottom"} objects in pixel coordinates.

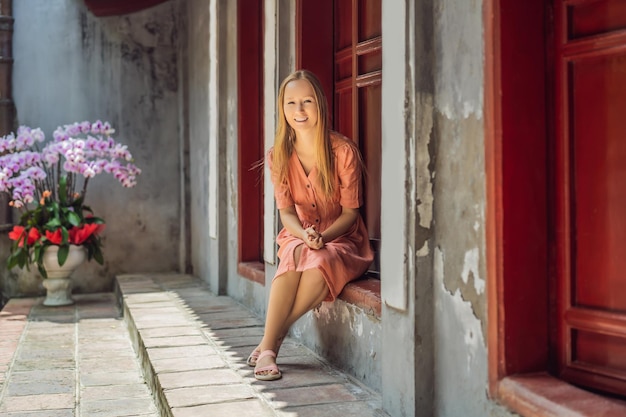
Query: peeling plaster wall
[
  {"left": 3, "top": 0, "right": 183, "bottom": 297},
  {"left": 430, "top": 1, "right": 514, "bottom": 416},
  {"left": 292, "top": 300, "right": 382, "bottom": 392}
]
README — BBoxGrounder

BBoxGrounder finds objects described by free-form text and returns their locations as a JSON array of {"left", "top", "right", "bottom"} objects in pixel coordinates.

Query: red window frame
[
  {"left": 485, "top": 0, "right": 626, "bottom": 413},
  {"left": 237, "top": 0, "right": 265, "bottom": 284}
]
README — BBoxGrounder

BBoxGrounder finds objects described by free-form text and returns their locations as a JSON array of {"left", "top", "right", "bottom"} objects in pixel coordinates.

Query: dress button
[
  {"left": 312, "top": 203, "right": 316, "bottom": 208},
  {"left": 315, "top": 219, "right": 319, "bottom": 223},
  {"left": 306, "top": 184, "right": 310, "bottom": 188}
]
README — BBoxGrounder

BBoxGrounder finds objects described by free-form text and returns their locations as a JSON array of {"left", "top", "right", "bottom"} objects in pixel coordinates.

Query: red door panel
[
  {"left": 567, "top": 0, "right": 626, "bottom": 39},
  {"left": 572, "top": 53, "right": 626, "bottom": 312},
  {"left": 333, "top": 0, "right": 382, "bottom": 273},
  {"left": 555, "top": 0, "right": 626, "bottom": 396}
]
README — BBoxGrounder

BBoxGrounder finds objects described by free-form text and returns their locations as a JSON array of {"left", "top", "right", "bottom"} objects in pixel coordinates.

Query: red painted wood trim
[
  {"left": 561, "top": 31, "right": 626, "bottom": 58},
  {"left": 238, "top": 262, "right": 265, "bottom": 285},
  {"left": 355, "top": 37, "right": 382, "bottom": 55},
  {"left": 355, "top": 71, "right": 382, "bottom": 87},
  {"left": 83, "top": 0, "right": 169, "bottom": 16},
  {"left": 500, "top": 0, "right": 549, "bottom": 375},
  {"left": 497, "top": 373, "right": 626, "bottom": 417},
  {"left": 565, "top": 308, "right": 626, "bottom": 337},
  {"left": 484, "top": 0, "right": 504, "bottom": 396},
  {"left": 338, "top": 278, "right": 381, "bottom": 317},
  {"left": 486, "top": 0, "right": 550, "bottom": 395},
  {"left": 237, "top": 0, "right": 264, "bottom": 267},
  {"left": 553, "top": 0, "right": 571, "bottom": 382}
]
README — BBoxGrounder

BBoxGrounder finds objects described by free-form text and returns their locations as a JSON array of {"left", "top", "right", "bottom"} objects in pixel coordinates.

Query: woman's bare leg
[
  {"left": 278, "top": 268, "right": 329, "bottom": 339},
  {"left": 258, "top": 271, "right": 301, "bottom": 352},
  {"left": 250, "top": 245, "right": 304, "bottom": 362},
  {"left": 255, "top": 268, "right": 329, "bottom": 377}
]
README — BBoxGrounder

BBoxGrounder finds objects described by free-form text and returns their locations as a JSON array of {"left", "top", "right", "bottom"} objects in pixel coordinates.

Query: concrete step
[{"left": 116, "top": 273, "right": 388, "bottom": 417}]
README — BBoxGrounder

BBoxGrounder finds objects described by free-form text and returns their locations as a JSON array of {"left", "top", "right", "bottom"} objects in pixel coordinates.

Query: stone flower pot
[{"left": 41, "top": 245, "right": 87, "bottom": 306}]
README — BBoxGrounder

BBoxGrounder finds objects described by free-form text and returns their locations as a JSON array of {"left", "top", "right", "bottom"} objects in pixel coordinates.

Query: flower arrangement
[{"left": 0, "top": 120, "right": 141, "bottom": 277}]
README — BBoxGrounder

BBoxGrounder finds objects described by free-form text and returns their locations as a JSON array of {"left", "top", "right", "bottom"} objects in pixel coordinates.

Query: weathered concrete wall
[
  {"left": 430, "top": 1, "right": 513, "bottom": 416},
  {"left": 186, "top": 0, "right": 214, "bottom": 291},
  {"left": 2, "top": 0, "right": 183, "bottom": 297},
  {"left": 294, "top": 300, "right": 382, "bottom": 392}
]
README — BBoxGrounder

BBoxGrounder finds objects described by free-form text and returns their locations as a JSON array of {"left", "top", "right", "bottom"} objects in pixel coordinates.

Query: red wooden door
[
  {"left": 333, "top": 0, "right": 382, "bottom": 273},
  {"left": 297, "top": 0, "right": 382, "bottom": 274},
  {"left": 554, "top": 0, "right": 626, "bottom": 396}
]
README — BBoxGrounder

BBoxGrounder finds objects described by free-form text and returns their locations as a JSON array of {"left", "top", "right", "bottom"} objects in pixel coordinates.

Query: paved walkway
[
  {"left": 0, "top": 273, "right": 387, "bottom": 417},
  {"left": 0, "top": 293, "right": 158, "bottom": 417}
]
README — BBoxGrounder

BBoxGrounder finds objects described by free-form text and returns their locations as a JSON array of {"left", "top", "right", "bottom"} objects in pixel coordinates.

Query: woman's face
[{"left": 283, "top": 79, "right": 319, "bottom": 135}]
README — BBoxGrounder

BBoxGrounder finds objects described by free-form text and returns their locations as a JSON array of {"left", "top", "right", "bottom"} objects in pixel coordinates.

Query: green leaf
[
  {"left": 59, "top": 176, "right": 68, "bottom": 204},
  {"left": 37, "top": 263, "right": 48, "bottom": 279},
  {"left": 7, "top": 252, "right": 19, "bottom": 269},
  {"left": 93, "top": 245, "right": 104, "bottom": 264},
  {"left": 57, "top": 245, "right": 69, "bottom": 266},
  {"left": 67, "top": 211, "right": 81, "bottom": 226},
  {"left": 46, "top": 218, "right": 62, "bottom": 228},
  {"left": 33, "top": 245, "right": 42, "bottom": 265}
]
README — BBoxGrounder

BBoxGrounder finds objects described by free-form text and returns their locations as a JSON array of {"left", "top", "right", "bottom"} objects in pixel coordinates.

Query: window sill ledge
[
  {"left": 497, "top": 373, "right": 626, "bottom": 417},
  {"left": 338, "top": 277, "right": 381, "bottom": 318},
  {"left": 239, "top": 266, "right": 381, "bottom": 318},
  {"left": 238, "top": 262, "right": 265, "bottom": 285}
]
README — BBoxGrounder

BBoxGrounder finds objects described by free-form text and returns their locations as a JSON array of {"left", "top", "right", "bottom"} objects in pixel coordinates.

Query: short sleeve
[
  {"left": 267, "top": 148, "right": 294, "bottom": 209},
  {"left": 337, "top": 144, "right": 362, "bottom": 208}
]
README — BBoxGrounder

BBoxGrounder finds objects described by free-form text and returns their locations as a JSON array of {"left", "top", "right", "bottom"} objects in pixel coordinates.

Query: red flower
[
  {"left": 8, "top": 226, "right": 41, "bottom": 247},
  {"left": 69, "top": 223, "right": 100, "bottom": 245},
  {"left": 26, "top": 228, "right": 41, "bottom": 245},
  {"left": 8, "top": 225, "right": 24, "bottom": 242},
  {"left": 45, "top": 229, "right": 63, "bottom": 245}
]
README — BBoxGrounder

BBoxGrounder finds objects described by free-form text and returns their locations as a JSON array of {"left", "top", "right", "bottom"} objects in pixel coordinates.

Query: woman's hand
[
  {"left": 279, "top": 208, "right": 325, "bottom": 250},
  {"left": 303, "top": 226, "right": 324, "bottom": 250}
]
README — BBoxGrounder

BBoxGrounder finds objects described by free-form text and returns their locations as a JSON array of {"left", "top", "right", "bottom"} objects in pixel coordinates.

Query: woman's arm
[
  {"left": 278, "top": 206, "right": 358, "bottom": 250},
  {"left": 318, "top": 206, "right": 358, "bottom": 243},
  {"left": 278, "top": 206, "right": 308, "bottom": 241}
]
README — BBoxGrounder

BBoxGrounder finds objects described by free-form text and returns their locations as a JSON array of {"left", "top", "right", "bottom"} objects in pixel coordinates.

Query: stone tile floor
[
  {"left": 0, "top": 273, "right": 388, "bottom": 417},
  {"left": 0, "top": 293, "right": 157, "bottom": 417}
]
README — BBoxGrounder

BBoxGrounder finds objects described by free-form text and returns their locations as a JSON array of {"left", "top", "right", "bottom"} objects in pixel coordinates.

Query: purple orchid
[{"left": 0, "top": 121, "right": 141, "bottom": 208}]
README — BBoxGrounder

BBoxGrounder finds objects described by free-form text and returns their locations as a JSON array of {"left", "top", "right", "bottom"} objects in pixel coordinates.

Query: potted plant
[{"left": 0, "top": 121, "right": 141, "bottom": 305}]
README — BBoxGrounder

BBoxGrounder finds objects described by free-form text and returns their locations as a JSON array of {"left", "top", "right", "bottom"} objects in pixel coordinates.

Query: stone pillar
[
  {"left": 0, "top": 0, "right": 13, "bottom": 225},
  {"left": 0, "top": 0, "right": 13, "bottom": 135}
]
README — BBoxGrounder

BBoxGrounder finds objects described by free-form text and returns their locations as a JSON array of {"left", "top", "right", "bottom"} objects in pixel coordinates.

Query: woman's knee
[{"left": 303, "top": 270, "right": 329, "bottom": 294}]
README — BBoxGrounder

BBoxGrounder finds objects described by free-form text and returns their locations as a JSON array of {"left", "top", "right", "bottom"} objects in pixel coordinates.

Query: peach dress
[{"left": 268, "top": 132, "right": 374, "bottom": 301}]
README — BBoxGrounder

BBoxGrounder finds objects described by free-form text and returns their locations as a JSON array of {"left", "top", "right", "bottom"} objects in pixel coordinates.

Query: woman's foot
[
  {"left": 246, "top": 349, "right": 260, "bottom": 366},
  {"left": 247, "top": 335, "right": 285, "bottom": 367},
  {"left": 254, "top": 350, "right": 282, "bottom": 381}
]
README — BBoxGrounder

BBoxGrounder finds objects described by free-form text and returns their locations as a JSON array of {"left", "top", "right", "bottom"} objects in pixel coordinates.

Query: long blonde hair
[{"left": 272, "top": 70, "right": 334, "bottom": 198}]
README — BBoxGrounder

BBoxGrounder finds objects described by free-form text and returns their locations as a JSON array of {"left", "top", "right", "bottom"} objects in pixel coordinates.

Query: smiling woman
[{"left": 247, "top": 70, "right": 374, "bottom": 382}]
